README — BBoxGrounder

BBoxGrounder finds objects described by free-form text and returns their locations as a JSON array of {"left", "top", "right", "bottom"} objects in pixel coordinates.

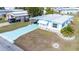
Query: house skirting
[{"left": 39, "top": 26, "right": 75, "bottom": 40}]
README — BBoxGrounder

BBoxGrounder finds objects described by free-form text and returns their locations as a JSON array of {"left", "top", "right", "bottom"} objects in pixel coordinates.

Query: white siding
[{"left": 57, "top": 24, "right": 62, "bottom": 30}]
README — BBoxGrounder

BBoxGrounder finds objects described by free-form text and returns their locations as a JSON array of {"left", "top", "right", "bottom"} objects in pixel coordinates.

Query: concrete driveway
[
  {"left": 0, "top": 24, "right": 39, "bottom": 43},
  {"left": 0, "top": 37, "right": 23, "bottom": 51}
]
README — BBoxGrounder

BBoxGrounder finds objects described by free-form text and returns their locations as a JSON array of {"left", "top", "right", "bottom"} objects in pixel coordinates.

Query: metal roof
[
  {"left": 8, "top": 11, "right": 28, "bottom": 17},
  {"left": 38, "top": 20, "right": 48, "bottom": 25},
  {"left": 0, "top": 9, "right": 28, "bottom": 16},
  {"left": 30, "top": 14, "right": 73, "bottom": 24},
  {"left": 53, "top": 15, "right": 73, "bottom": 23},
  {"left": 54, "top": 7, "right": 79, "bottom": 11}
]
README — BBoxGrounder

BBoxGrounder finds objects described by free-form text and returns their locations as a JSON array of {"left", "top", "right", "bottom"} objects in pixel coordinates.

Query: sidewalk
[{"left": 0, "top": 22, "right": 10, "bottom": 27}]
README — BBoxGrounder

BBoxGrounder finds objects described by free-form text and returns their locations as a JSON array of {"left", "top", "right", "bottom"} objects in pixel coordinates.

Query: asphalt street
[{"left": 0, "top": 37, "right": 23, "bottom": 51}]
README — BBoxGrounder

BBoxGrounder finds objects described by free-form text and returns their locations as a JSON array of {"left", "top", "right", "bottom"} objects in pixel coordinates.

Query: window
[
  {"left": 53, "top": 23, "right": 57, "bottom": 28},
  {"left": 62, "top": 23, "right": 65, "bottom": 27}
]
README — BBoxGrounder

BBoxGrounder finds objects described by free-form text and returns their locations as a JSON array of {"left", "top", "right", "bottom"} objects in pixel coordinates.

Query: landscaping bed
[{"left": 61, "top": 24, "right": 74, "bottom": 37}]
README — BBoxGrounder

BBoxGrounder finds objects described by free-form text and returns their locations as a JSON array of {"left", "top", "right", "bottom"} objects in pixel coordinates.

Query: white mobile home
[
  {"left": 30, "top": 14, "right": 74, "bottom": 32},
  {"left": 53, "top": 7, "right": 79, "bottom": 15},
  {"left": 6, "top": 10, "right": 29, "bottom": 23}
]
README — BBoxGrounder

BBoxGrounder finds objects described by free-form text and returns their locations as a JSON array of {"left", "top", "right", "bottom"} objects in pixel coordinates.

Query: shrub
[{"left": 61, "top": 25, "right": 74, "bottom": 37}]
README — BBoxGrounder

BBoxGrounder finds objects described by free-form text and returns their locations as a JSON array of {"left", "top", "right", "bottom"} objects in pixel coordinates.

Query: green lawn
[
  {"left": 0, "top": 22, "right": 30, "bottom": 33},
  {"left": 0, "top": 19, "right": 7, "bottom": 23},
  {"left": 0, "top": 17, "right": 7, "bottom": 23}
]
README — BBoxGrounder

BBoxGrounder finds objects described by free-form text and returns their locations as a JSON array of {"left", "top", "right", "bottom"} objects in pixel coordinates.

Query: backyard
[
  {"left": 14, "top": 15, "right": 79, "bottom": 51},
  {"left": 0, "top": 22, "right": 30, "bottom": 33}
]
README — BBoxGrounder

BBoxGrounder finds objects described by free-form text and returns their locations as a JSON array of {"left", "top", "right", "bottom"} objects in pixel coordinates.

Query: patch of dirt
[{"left": 14, "top": 29, "right": 79, "bottom": 51}]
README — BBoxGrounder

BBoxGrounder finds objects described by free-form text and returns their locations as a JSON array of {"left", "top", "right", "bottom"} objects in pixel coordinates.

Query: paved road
[{"left": 0, "top": 37, "right": 23, "bottom": 51}]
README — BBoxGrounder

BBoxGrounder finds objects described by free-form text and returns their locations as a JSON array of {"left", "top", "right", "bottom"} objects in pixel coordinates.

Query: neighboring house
[
  {"left": 30, "top": 14, "right": 73, "bottom": 32},
  {"left": 53, "top": 7, "right": 79, "bottom": 15},
  {"left": 0, "top": 8, "right": 29, "bottom": 22},
  {"left": 6, "top": 10, "right": 29, "bottom": 23}
]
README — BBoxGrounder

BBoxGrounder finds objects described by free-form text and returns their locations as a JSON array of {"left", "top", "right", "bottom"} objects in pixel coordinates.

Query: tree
[
  {"left": 46, "top": 7, "right": 55, "bottom": 14},
  {"left": 15, "top": 7, "right": 27, "bottom": 10},
  {"left": 27, "top": 7, "right": 44, "bottom": 17}
]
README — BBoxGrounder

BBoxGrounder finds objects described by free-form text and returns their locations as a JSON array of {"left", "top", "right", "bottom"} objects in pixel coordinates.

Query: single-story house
[
  {"left": 53, "top": 7, "right": 79, "bottom": 15},
  {"left": 6, "top": 10, "right": 29, "bottom": 23},
  {"left": 30, "top": 14, "right": 74, "bottom": 32}
]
